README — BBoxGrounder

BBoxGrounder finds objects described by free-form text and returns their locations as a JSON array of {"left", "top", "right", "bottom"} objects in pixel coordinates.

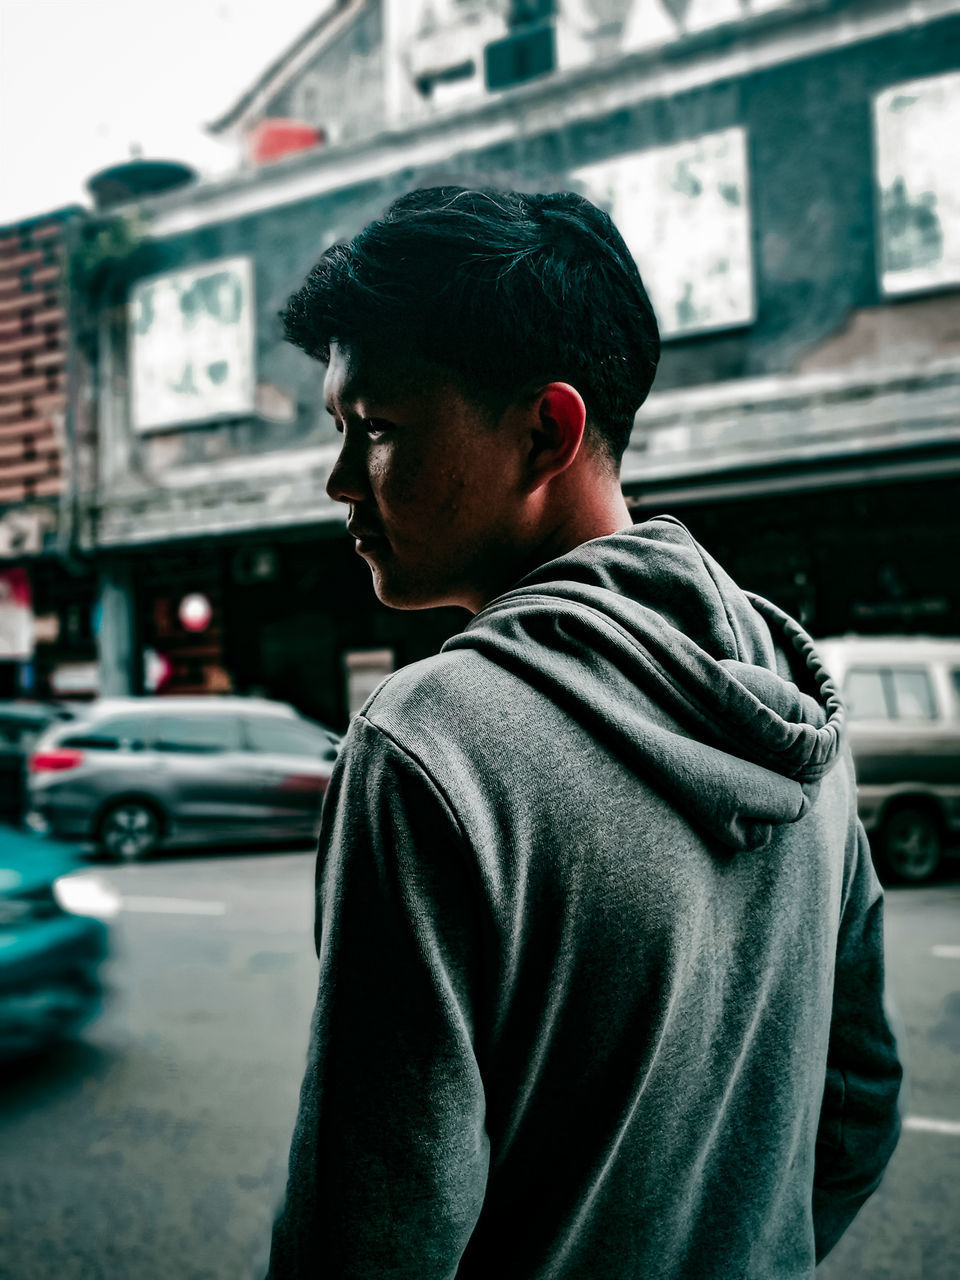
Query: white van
[{"left": 814, "top": 636, "right": 960, "bottom": 882}]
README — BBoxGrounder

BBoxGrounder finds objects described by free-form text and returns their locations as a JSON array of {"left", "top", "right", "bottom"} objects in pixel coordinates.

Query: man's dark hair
[{"left": 282, "top": 186, "right": 661, "bottom": 466}]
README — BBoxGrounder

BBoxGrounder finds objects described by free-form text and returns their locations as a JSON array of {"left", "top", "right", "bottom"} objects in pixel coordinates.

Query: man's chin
[{"left": 368, "top": 566, "right": 467, "bottom": 612}]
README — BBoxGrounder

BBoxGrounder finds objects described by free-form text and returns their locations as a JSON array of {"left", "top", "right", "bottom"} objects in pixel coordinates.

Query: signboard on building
[
  {"left": 49, "top": 662, "right": 99, "bottom": 696},
  {"left": 0, "top": 568, "right": 34, "bottom": 660},
  {"left": 875, "top": 71, "right": 960, "bottom": 296},
  {"left": 344, "top": 648, "right": 395, "bottom": 719},
  {"left": 573, "top": 127, "right": 755, "bottom": 338},
  {"left": 129, "top": 256, "right": 255, "bottom": 431},
  {"left": 0, "top": 508, "right": 55, "bottom": 559}
]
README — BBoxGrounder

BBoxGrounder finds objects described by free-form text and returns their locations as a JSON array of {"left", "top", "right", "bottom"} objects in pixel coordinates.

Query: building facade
[
  {"left": 0, "top": 208, "right": 101, "bottom": 701},
  {"left": 77, "top": 0, "right": 960, "bottom": 727}
]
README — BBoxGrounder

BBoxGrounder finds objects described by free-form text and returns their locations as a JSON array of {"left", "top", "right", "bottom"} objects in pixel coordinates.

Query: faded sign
[
  {"left": 573, "top": 127, "right": 755, "bottom": 338},
  {"left": 49, "top": 662, "right": 99, "bottom": 695},
  {"left": 129, "top": 256, "right": 255, "bottom": 431},
  {"left": 875, "top": 71, "right": 960, "bottom": 295},
  {"left": 0, "top": 507, "right": 55, "bottom": 559},
  {"left": 0, "top": 568, "right": 33, "bottom": 660}
]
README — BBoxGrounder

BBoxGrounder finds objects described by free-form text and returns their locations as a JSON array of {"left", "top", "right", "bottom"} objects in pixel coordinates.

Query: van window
[
  {"left": 845, "top": 669, "right": 889, "bottom": 720},
  {"left": 844, "top": 666, "right": 938, "bottom": 721},
  {"left": 951, "top": 670, "right": 960, "bottom": 717},
  {"left": 889, "top": 668, "right": 937, "bottom": 720},
  {"left": 152, "top": 715, "right": 242, "bottom": 754}
]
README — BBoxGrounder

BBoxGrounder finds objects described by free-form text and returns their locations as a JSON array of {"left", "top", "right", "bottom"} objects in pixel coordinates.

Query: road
[
  {"left": 1, "top": 849, "right": 959, "bottom": 1279},
  {"left": 818, "top": 875, "right": 960, "bottom": 1280}
]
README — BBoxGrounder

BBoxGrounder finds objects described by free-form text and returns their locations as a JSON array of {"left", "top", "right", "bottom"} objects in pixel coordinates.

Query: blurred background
[{"left": 0, "top": 1, "right": 958, "bottom": 1277}]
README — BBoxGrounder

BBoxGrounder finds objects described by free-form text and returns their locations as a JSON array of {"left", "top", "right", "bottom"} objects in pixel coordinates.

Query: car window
[
  {"left": 152, "top": 714, "right": 242, "bottom": 754},
  {"left": 951, "top": 669, "right": 960, "bottom": 717},
  {"left": 62, "top": 714, "right": 154, "bottom": 750},
  {"left": 889, "top": 668, "right": 937, "bottom": 721},
  {"left": 844, "top": 668, "right": 889, "bottom": 720},
  {"left": 244, "top": 716, "right": 339, "bottom": 759}
]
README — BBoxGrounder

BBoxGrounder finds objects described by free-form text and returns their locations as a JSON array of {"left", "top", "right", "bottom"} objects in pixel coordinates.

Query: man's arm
[
  {"left": 267, "top": 715, "right": 489, "bottom": 1279},
  {"left": 813, "top": 816, "right": 903, "bottom": 1263}
]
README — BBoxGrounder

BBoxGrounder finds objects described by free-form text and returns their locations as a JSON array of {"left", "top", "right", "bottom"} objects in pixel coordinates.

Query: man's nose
[{"left": 326, "top": 437, "right": 367, "bottom": 505}]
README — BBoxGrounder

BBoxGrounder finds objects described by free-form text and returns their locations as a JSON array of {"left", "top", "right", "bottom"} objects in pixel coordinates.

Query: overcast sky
[{"left": 0, "top": 0, "right": 336, "bottom": 226}]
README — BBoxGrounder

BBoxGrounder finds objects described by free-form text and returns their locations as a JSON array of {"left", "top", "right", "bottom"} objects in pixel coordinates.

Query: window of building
[{"left": 874, "top": 71, "right": 960, "bottom": 296}]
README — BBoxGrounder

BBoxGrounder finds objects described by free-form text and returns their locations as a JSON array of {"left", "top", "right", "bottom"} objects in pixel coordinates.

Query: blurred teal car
[{"left": 0, "top": 828, "right": 108, "bottom": 1060}]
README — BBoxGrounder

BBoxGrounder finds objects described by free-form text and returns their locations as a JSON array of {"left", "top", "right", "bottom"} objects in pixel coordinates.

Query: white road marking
[
  {"left": 930, "top": 945, "right": 960, "bottom": 959},
  {"left": 904, "top": 1116, "right": 960, "bottom": 1137},
  {"left": 119, "top": 895, "right": 227, "bottom": 916}
]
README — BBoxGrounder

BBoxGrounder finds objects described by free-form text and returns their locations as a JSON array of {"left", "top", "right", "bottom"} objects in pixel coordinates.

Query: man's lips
[{"left": 347, "top": 522, "right": 389, "bottom": 550}]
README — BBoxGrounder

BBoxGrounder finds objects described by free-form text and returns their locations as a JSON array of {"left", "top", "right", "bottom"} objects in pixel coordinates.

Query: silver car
[{"left": 25, "top": 697, "right": 341, "bottom": 860}]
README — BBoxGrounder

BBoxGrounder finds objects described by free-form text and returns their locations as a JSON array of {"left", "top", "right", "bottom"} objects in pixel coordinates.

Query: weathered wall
[{"left": 93, "top": 8, "right": 960, "bottom": 543}]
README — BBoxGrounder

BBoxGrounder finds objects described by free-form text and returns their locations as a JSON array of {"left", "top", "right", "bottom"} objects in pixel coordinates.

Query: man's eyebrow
[{"left": 325, "top": 376, "right": 377, "bottom": 418}]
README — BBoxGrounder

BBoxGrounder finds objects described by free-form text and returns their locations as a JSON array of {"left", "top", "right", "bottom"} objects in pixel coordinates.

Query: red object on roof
[{"left": 247, "top": 118, "right": 324, "bottom": 165}]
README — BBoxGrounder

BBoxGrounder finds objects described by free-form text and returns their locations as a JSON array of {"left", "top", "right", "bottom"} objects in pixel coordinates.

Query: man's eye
[{"left": 364, "top": 418, "right": 394, "bottom": 437}]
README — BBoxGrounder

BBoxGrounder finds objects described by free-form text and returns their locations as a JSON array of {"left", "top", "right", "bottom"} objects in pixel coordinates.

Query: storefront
[{"left": 104, "top": 527, "right": 466, "bottom": 731}]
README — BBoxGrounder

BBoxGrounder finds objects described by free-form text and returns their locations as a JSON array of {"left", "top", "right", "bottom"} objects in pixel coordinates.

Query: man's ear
[{"left": 520, "top": 382, "right": 587, "bottom": 492}]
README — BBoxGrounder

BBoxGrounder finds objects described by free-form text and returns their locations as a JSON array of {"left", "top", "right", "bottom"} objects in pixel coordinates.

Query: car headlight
[{"left": 53, "top": 874, "right": 121, "bottom": 920}]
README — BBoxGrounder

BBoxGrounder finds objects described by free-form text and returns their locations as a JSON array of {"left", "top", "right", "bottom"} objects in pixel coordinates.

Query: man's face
[{"left": 324, "top": 342, "right": 530, "bottom": 612}]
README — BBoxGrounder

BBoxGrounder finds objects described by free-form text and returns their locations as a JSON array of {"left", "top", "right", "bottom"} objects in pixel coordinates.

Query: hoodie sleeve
[
  {"left": 266, "top": 714, "right": 489, "bottom": 1280},
  {"left": 812, "top": 815, "right": 903, "bottom": 1262}
]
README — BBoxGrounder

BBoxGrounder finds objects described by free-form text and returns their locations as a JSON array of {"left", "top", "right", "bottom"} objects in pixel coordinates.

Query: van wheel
[
  {"left": 878, "top": 807, "right": 942, "bottom": 883},
  {"left": 99, "top": 801, "right": 160, "bottom": 862}
]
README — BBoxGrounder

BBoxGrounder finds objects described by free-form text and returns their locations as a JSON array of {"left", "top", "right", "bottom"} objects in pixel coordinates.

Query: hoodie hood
[{"left": 443, "top": 517, "right": 845, "bottom": 853}]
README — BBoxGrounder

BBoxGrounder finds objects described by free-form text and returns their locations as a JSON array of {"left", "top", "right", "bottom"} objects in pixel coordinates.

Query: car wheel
[
  {"left": 99, "top": 801, "right": 160, "bottom": 862},
  {"left": 878, "top": 806, "right": 942, "bottom": 884}
]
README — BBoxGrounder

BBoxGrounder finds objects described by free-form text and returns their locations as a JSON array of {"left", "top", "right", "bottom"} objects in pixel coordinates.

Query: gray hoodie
[{"left": 267, "top": 516, "right": 902, "bottom": 1279}]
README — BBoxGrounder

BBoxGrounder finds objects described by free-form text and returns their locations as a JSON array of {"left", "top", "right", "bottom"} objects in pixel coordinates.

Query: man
[{"left": 267, "top": 187, "right": 902, "bottom": 1279}]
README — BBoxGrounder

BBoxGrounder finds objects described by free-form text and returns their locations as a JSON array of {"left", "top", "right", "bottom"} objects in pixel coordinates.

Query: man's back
[{"left": 268, "top": 520, "right": 901, "bottom": 1278}]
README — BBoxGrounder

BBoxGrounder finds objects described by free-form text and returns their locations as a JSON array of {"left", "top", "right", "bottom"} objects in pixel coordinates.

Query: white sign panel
[
  {"left": 344, "top": 648, "right": 395, "bottom": 719},
  {"left": 0, "top": 569, "right": 34, "bottom": 660},
  {"left": 875, "top": 71, "right": 960, "bottom": 295},
  {"left": 129, "top": 256, "right": 255, "bottom": 431},
  {"left": 573, "top": 128, "right": 755, "bottom": 338}
]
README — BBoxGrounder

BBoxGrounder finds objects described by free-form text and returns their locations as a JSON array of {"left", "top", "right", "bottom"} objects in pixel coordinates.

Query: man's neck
[{"left": 471, "top": 487, "right": 633, "bottom": 613}]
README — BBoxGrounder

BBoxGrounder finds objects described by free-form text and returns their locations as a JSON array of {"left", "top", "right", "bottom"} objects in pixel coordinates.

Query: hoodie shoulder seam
[{"left": 354, "top": 711, "right": 472, "bottom": 852}]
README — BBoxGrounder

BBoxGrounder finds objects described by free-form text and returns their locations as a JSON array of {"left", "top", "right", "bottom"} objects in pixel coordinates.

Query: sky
[{"left": 0, "top": 0, "right": 336, "bottom": 226}]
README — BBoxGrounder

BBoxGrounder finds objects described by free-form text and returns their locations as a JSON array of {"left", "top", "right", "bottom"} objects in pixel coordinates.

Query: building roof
[{"left": 207, "top": 0, "right": 369, "bottom": 137}]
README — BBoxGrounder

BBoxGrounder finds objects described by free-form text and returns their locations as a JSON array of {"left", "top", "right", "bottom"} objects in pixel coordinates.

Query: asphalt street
[{"left": 1, "top": 849, "right": 958, "bottom": 1279}]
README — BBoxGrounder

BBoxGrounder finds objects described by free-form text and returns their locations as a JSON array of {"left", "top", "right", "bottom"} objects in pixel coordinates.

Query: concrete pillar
[{"left": 97, "top": 562, "right": 138, "bottom": 696}]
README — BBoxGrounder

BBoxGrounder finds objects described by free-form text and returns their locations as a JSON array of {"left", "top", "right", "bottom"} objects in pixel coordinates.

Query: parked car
[
  {"left": 25, "top": 697, "right": 342, "bottom": 860},
  {"left": 816, "top": 636, "right": 960, "bottom": 883},
  {"left": 0, "top": 829, "right": 109, "bottom": 1061},
  {"left": 0, "top": 701, "right": 77, "bottom": 826}
]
